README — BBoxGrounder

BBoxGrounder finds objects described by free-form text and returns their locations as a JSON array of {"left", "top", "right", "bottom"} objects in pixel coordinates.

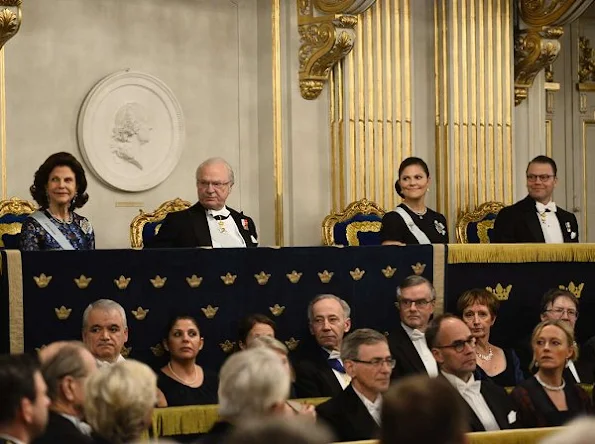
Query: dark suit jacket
[
  {"left": 148, "top": 202, "right": 258, "bottom": 248},
  {"left": 493, "top": 195, "right": 579, "bottom": 243},
  {"left": 387, "top": 324, "right": 428, "bottom": 380},
  {"left": 293, "top": 343, "right": 344, "bottom": 398},
  {"left": 32, "top": 411, "right": 93, "bottom": 444},
  {"left": 316, "top": 385, "right": 379, "bottom": 442}
]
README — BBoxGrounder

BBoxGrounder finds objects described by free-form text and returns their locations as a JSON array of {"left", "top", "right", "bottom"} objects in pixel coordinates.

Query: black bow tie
[{"left": 213, "top": 214, "right": 230, "bottom": 221}]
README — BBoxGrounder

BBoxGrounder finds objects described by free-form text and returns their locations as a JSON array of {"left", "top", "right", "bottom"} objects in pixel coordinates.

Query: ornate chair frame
[
  {"left": 322, "top": 198, "right": 386, "bottom": 246},
  {"left": 130, "top": 198, "right": 191, "bottom": 248},
  {"left": 0, "top": 197, "right": 37, "bottom": 248},
  {"left": 456, "top": 201, "right": 506, "bottom": 243}
]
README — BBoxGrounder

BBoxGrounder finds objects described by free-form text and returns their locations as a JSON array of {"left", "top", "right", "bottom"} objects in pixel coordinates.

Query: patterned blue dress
[{"left": 19, "top": 210, "right": 95, "bottom": 251}]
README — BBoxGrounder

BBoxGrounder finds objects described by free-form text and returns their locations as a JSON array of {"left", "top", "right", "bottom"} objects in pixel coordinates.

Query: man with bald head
[{"left": 149, "top": 157, "right": 258, "bottom": 248}]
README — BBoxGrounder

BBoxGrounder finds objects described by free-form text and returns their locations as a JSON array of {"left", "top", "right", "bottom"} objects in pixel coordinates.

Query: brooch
[
  {"left": 434, "top": 220, "right": 446, "bottom": 235},
  {"left": 79, "top": 218, "right": 93, "bottom": 234}
]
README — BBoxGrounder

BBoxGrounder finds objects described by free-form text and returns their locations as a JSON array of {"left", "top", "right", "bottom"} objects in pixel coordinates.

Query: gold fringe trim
[
  {"left": 6, "top": 250, "right": 23, "bottom": 353},
  {"left": 432, "top": 244, "right": 446, "bottom": 315},
  {"left": 449, "top": 244, "right": 595, "bottom": 264}
]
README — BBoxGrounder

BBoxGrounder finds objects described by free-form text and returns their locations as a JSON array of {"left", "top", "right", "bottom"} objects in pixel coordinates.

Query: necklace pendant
[{"left": 218, "top": 220, "right": 226, "bottom": 233}]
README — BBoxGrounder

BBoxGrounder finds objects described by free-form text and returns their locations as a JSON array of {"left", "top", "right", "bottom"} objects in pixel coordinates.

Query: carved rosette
[{"left": 0, "top": 0, "right": 21, "bottom": 50}]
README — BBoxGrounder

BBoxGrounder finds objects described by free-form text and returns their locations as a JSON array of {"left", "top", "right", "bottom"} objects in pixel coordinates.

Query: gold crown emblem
[
  {"left": 150, "top": 343, "right": 165, "bottom": 357},
  {"left": 559, "top": 282, "right": 584, "bottom": 299},
  {"left": 411, "top": 263, "right": 426, "bottom": 275},
  {"left": 285, "top": 337, "right": 300, "bottom": 351},
  {"left": 219, "top": 340, "right": 236, "bottom": 353},
  {"left": 54, "top": 306, "right": 72, "bottom": 320},
  {"left": 350, "top": 268, "right": 365, "bottom": 281},
  {"left": 286, "top": 270, "right": 302, "bottom": 284},
  {"left": 186, "top": 274, "right": 203, "bottom": 288},
  {"left": 114, "top": 275, "right": 131, "bottom": 290},
  {"left": 131, "top": 306, "right": 149, "bottom": 320},
  {"left": 318, "top": 270, "right": 334, "bottom": 284},
  {"left": 121, "top": 346, "right": 132, "bottom": 358},
  {"left": 254, "top": 271, "right": 271, "bottom": 285},
  {"left": 74, "top": 275, "right": 92, "bottom": 289},
  {"left": 269, "top": 304, "right": 285, "bottom": 317},
  {"left": 150, "top": 275, "right": 167, "bottom": 289},
  {"left": 34, "top": 273, "right": 52, "bottom": 288},
  {"left": 201, "top": 305, "right": 219, "bottom": 319},
  {"left": 221, "top": 273, "right": 237, "bottom": 285},
  {"left": 486, "top": 283, "right": 512, "bottom": 301},
  {"left": 382, "top": 266, "right": 397, "bottom": 278}
]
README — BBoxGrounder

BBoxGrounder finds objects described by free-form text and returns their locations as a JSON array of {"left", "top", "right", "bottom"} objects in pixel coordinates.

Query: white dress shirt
[
  {"left": 95, "top": 354, "right": 125, "bottom": 368},
  {"left": 0, "top": 433, "right": 25, "bottom": 444},
  {"left": 442, "top": 371, "right": 500, "bottom": 431},
  {"left": 352, "top": 385, "right": 383, "bottom": 425},
  {"left": 401, "top": 322, "right": 439, "bottom": 376},
  {"left": 206, "top": 207, "right": 247, "bottom": 248},
  {"left": 326, "top": 349, "right": 351, "bottom": 389},
  {"left": 567, "top": 360, "right": 580, "bottom": 383},
  {"left": 60, "top": 413, "right": 92, "bottom": 436},
  {"left": 535, "top": 201, "right": 564, "bottom": 244}
]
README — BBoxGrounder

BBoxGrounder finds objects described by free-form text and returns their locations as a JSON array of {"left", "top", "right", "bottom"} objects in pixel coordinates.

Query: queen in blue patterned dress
[{"left": 20, "top": 152, "right": 94, "bottom": 251}]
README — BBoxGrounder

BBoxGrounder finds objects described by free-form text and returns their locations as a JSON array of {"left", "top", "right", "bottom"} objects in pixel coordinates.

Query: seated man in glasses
[
  {"left": 148, "top": 157, "right": 258, "bottom": 248},
  {"left": 316, "top": 329, "right": 393, "bottom": 442},
  {"left": 493, "top": 155, "right": 579, "bottom": 243},
  {"left": 388, "top": 275, "right": 439, "bottom": 380},
  {"left": 426, "top": 314, "right": 518, "bottom": 432}
]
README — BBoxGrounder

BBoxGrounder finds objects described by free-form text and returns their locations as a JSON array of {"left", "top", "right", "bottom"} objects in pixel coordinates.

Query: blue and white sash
[
  {"left": 30, "top": 210, "right": 74, "bottom": 250},
  {"left": 395, "top": 207, "right": 431, "bottom": 245}
]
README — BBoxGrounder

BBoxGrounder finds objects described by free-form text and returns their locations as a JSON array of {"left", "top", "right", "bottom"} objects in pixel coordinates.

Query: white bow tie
[
  {"left": 410, "top": 329, "right": 425, "bottom": 341},
  {"left": 459, "top": 380, "right": 481, "bottom": 395},
  {"left": 536, "top": 201, "right": 556, "bottom": 213}
]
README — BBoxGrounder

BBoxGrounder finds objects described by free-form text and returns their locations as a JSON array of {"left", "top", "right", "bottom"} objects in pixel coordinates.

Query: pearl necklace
[
  {"left": 476, "top": 345, "right": 493, "bottom": 361},
  {"left": 535, "top": 373, "right": 566, "bottom": 391},
  {"left": 167, "top": 362, "right": 198, "bottom": 386},
  {"left": 48, "top": 210, "right": 73, "bottom": 224}
]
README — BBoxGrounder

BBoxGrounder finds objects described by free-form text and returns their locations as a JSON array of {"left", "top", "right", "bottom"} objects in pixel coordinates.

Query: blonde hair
[
  {"left": 530, "top": 319, "right": 578, "bottom": 369},
  {"left": 249, "top": 336, "right": 288, "bottom": 355},
  {"left": 84, "top": 360, "right": 157, "bottom": 444}
]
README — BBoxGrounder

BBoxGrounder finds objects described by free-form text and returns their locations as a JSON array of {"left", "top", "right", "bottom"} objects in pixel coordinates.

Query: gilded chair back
[
  {"left": 0, "top": 197, "right": 37, "bottom": 248},
  {"left": 322, "top": 198, "right": 386, "bottom": 246},
  {"left": 130, "top": 198, "right": 192, "bottom": 248},
  {"left": 456, "top": 201, "right": 506, "bottom": 243}
]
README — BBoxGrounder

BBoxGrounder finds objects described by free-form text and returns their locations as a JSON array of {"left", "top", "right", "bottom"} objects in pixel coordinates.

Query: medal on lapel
[
  {"left": 241, "top": 218, "right": 249, "bottom": 231},
  {"left": 214, "top": 215, "right": 228, "bottom": 233}
]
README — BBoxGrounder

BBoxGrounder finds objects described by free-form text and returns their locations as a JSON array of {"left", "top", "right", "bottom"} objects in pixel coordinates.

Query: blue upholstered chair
[
  {"left": 130, "top": 198, "right": 191, "bottom": 248},
  {"left": 456, "top": 201, "right": 505, "bottom": 243},
  {"left": 0, "top": 197, "right": 37, "bottom": 248},
  {"left": 322, "top": 198, "right": 386, "bottom": 246}
]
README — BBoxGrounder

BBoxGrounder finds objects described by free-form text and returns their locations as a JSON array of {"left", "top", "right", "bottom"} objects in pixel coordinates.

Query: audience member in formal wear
[
  {"left": 293, "top": 294, "right": 352, "bottom": 398},
  {"left": 223, "top": 417, "right": 333, "bottom": 444},
  {"left": 203, "top": 348, "right": 292, "bottom": 444},
  {"left": 20, "top": 152, "right": 94, "bottom": 251},
  {"left": 388, "top": 275, "right": 439, "bottom": 379},
  {"left": 380, "top": 375, "right": 468, "bottom": 444},
  {"left": 493, "top": 155, "right": 579, "bottom": 243},
  {"left": 157, "top": 315, "right": 218, "bottom": 407},
  {"left": 148, "top": 157, "right": 258, "bottom": 248},
  {"left": 426, "top": 314, "right": 518, "bottom": 432},
  {"left": 458, "top": 288, "right": 524, "bottom": 387},
  {"left": 380, "top": 157, "right": 448, "bottom": 245},
  {"left": 316, "top": 329, "right": 392, "bottom": 442},
  {"left": 85, "top": 360, "right": 157, "bottom": 444},
  {"left": 82, "top": 299, "right": 128, "bottom": 368},
  {"left": 238, "top": 314, "right": 276, "bottom": 349},
  {"left": 0, "top": 354, "right": 50, "bottom": 444},
  {"left": 33, "top": 342, "right": 97, "bottom": 444},
  {"left": 510, "top": 320, "right": 592, "bottom": 428}
]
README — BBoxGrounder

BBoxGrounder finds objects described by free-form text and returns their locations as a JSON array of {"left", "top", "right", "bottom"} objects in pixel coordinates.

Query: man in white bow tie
[
  {"left": 149, "top": 157, "right": 258, "bottom": 248},
  {"left": 427, "top": 314, "right": 518, "bottom": 432},
  {"left": 493, "top": 155, "right": 579, "bottom": 243}
]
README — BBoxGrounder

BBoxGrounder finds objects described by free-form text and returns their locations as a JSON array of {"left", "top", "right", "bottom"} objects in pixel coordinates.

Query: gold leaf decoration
[
  {"left": 219, "top": 340, "right": 236, "bottom": 353},
  {"left": 220, "top": 273, "right": 237, "bottom": 285},
  {"left": 201, "top": 305, "right": 219, "bottom": 319},
  {"left": 486, "top": 283, "right": 512, "bottom": 301},
  {"left": 74, "top": 275, "right": 92, "bottom": 289},
  {"left": 349, "top": 268, "right": 365, "bottom": 281},
  {"left": 33, "top": 273, "right": 52, "bottom": 288},
  {"left": 54, "top": 306, "right": 72, "bottom": 320},
  {"left": 150, "top": 343, "right": 165, "bottom": 357},
  {"left": 411, "top": 263, "right": 426, "bottom": 275},
  {"left": 269, "top": 304, "right": 285, "bottom": 317},
  {"left": 382, "top": 266, "right": 397, "bottom": 278},
  {"left": 286, "top": 270, "right": 303, "bottom": 284},
  {"left": 318, "top": 270, "right": 334, "bottom": 284},
  {"left": 285, "top": 337, "right": 300, "bottom": 351},
  {"left": 150, "top": 275, "right": 167, "bottom": 289},
  {"left": 254, "top": 271, "right": 271, "bottom": 285},
  {"left": 0, "top": 8, "right": 20, "bottom": 50},
  {"left": 131, "top": 306, "right": 149, "bottom": 321},
  {"left": 186, "top": 275, "right": 203, "bottom": 288},
  {"left": 559, "top": 282, "right": 584, "bottom": 299},
  {"left": 121, "top": 346, "right": 132, "bottom": 358},
  {"left": 114, "top": 275, "right": 131, "bottom": 290}
]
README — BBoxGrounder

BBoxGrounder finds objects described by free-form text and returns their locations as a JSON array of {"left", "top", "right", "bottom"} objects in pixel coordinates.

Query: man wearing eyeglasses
[
  {"left": 316, "top": 329, "right": 393, "bottom": 442},
  {"left": 427, "top": 314, "right": 518, "bottom": 432},
  {"left": 493, "top": 155, "right": 579, "bottom": 243},
  {"left": 149, "top": 157, "right": 258, "bottom": 248},
  {"left": 388, "top": 275, "right": 439, "bottom": 380}
]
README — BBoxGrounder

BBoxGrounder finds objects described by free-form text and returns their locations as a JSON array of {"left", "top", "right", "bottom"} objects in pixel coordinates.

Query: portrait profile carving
[{"left": 110, "top": 102, "right": 153, "bottom": 170}]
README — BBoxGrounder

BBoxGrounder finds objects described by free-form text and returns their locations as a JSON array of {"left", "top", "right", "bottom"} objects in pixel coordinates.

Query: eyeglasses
[
  {"left": 545, "top": 307, "right": 579, "bottom": 319},
  {"left": 434, "top": 337, "right": 476, "bottom": 353},
  {"left": 351, "top": 358, "right": 396, "bottom": 369},
  {"left": 197, "top": 180, "right": 231, "bottom": 190},
  {"left": 526, "top": 174, "right": 555, "bottom": 182},
  {"left": 399, "top": 298, "right": 434, "bottom": 308}
]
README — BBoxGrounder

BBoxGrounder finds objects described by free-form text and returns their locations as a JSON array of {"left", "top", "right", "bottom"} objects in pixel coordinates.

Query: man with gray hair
[
  {"left": 149, "top": 157, "right": 258, "bottom": 248},
  {"left": 82, "top": 299, "right": 128, "bottom": 367},
  {"left": 316, "top": 328, "right": 392, "bottom": 442}
]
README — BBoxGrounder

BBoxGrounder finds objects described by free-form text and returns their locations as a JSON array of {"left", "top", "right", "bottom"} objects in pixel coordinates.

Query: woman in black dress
[
  {"left": 157, "top": 315, "right": 218, "bottom": 407},
  {"left": 380, "top": 157, "right": 448, "bottom": 245}
]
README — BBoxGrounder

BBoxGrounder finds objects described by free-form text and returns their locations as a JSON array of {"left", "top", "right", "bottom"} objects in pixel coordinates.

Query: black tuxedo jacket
[
  {"left": 387, "top": 324, "right": 428, "bottom": 380},
  {"left": 32, "top": 411, "right": 93, "bottom": 444},
  {"left": 293, "top": 343, "right": 344, "bottom": 398},
  {"left": 493, "top": 195, "right": 579, "bottom": 243},
  {"left": 148, "top": 202, "right": 258, "bottom": 248},
  {"left": 316, "top": 385, "right": 379, "bottom": 442}
]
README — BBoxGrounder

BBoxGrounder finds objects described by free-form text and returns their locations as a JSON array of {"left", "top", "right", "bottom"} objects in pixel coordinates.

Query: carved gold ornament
[
  {"left": 411, "top": 263, "right": 426, "bottom": 276},
  {"left": 269, "top": 304, "right": 286, "bottom": 317},
  {"left": 486, "top": 283, "right": 512, "bottom": 301},
  {"left": 559, "top": 282, "right": 584, "bottom": 299},
  {"left": 34, "top": 273, "right": 52, "bottom": 288},
  {"left": 121, "top": 346, "right": 132, "bottom": 358},
  {"left": 285, "top": 337, "right": 300, "bottom": 351},
  {"left": 74, "top": 275, "right": 92, "bottom": 289},
  {"left": 54, "top": 306, "right": 72, "bottom": 320},
  {"left": 578, "top": 36, "right": 595, "bottom": 89},
  {"left": 220, "top": 273, "right": 237, "bottom": 285},
  {"left": 286, "top": 270, "right": 303, "bottom": 284},
  {"left": 381, "top": 266, "right": 397, "bottom": 279},
  {"left": 349, "top": 267, "right": 365, "bottom": 281},
  {"left": 0, "top": 0, "right": 22, "bottom": 51},
  {"left": 219, "top": 340, "right": 236, "bottom": 354},
  {"left": 150, "top": 343, "right": 165, "bottom": 357},
  {"left": 254, "top": 271, "right": 271, "bottom": 285},
  {"left": 131, "top": 307, "right": 149, "bottom": 321},
  {"left": 186, "top": 274, "right": 203, "bottom": 288},
  {"left": 114, "top": 275, "right": 131, "bottom": 290},
  {"left": 201, "top": 305, "right": 219, "bottom": 319},
  {"left": 318, "top": 270, "right": 334, "bottom": 283},
  {"left": 150, "top": 275, "right": 167, "bottom": 289}
]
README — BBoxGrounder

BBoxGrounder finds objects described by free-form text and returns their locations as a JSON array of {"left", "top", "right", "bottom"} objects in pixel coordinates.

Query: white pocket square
[
  {"left": 250, "top": 235, "right": 258, "bottom": 244},
  {"left": 507, "top": 410, "right": 517, "bottom": 424}
]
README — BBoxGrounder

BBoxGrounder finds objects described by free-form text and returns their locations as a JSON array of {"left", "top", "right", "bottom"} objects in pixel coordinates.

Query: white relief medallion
[{"left": 77, "top": 70, "right": 185, "bottom": 191}]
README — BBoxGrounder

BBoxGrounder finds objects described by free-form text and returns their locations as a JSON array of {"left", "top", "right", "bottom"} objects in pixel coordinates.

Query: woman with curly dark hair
[{"left": 20, "top": 152, "right": 94, "bottom": 250}]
